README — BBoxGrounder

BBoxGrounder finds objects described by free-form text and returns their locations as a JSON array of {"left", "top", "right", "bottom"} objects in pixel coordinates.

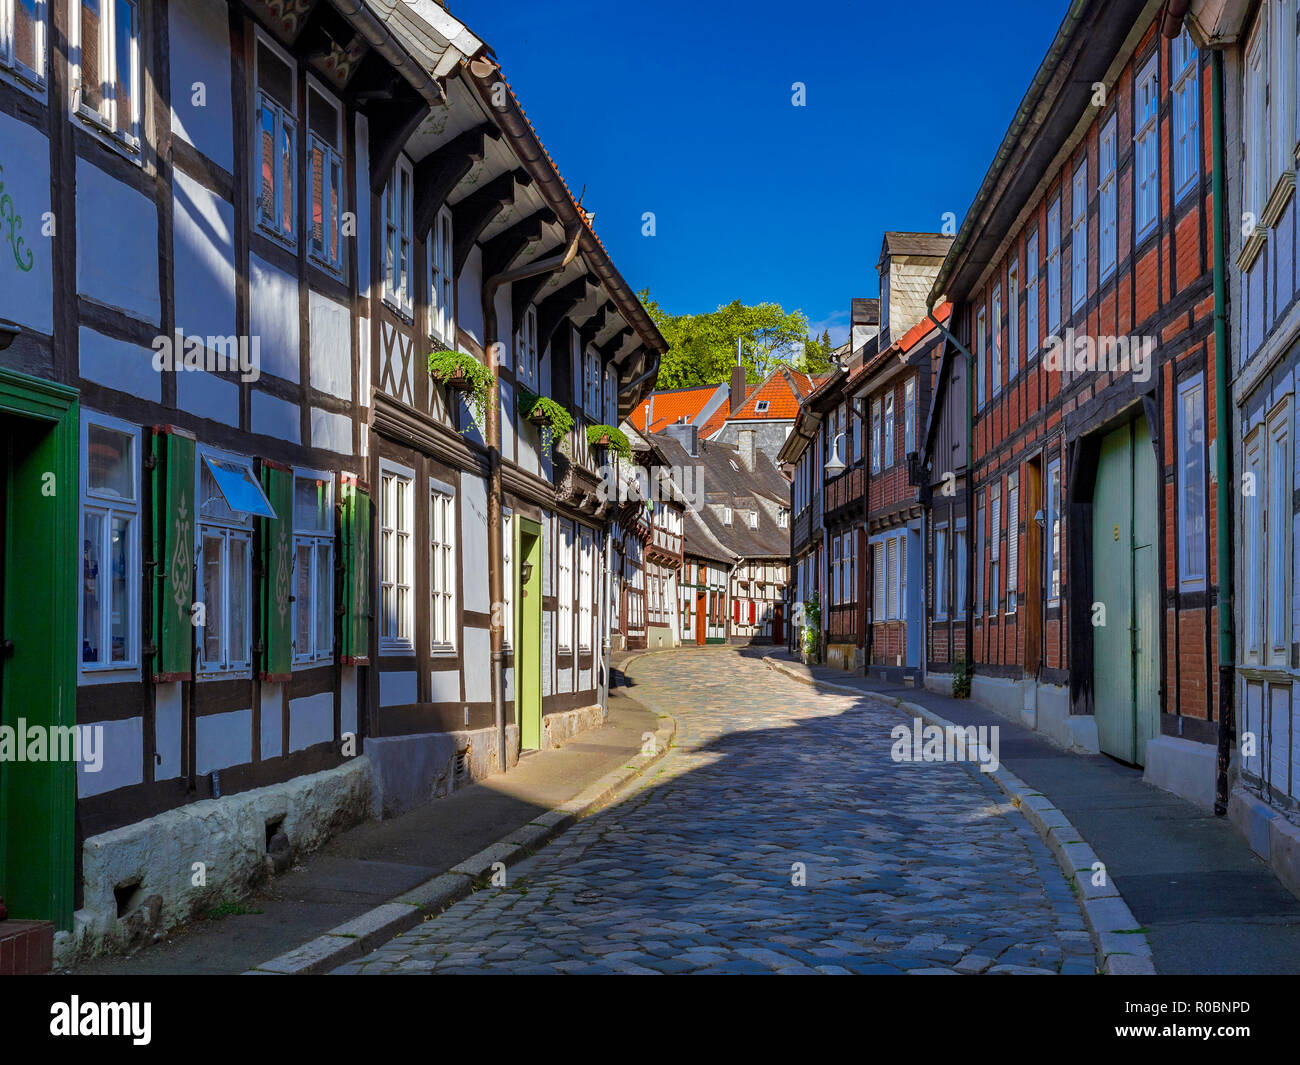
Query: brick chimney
[{"left": 730, "top": 363, "right": 746, "bottom": 413}]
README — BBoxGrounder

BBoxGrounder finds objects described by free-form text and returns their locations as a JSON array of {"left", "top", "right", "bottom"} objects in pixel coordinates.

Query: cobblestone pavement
[{"left": 336, "top": 649, "right": 1096, "bottom": 974}]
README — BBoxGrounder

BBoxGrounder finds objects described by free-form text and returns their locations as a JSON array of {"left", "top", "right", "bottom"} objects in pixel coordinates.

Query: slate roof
[
  {"left": 650, "top": 432, "right": 790, "bottom": 562},
  {"left": 879, "top": 232, "right": 956, "bottom": 265},
  {"left": 851, "top": 297, "right": 880, "bottom": 324}
]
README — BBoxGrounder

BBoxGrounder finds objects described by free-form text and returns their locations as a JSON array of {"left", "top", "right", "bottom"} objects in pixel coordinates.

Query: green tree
[{"left": 639, "top": 290, "right": 833, "bottom": 389}]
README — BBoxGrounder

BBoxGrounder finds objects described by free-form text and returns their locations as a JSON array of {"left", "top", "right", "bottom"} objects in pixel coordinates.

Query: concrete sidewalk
[
  {"left": 69, "top": 663, "right": 664, "bottom": 976},
  {"left": 762, "top": 649, "right": 1300, "bottom": 974}
]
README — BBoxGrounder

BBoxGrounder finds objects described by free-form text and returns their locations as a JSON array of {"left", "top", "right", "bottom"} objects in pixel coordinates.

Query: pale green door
[
  {"left": 516, "top": 519, "right": 542, "bottom": 750},
  {"left": 1092, "top": 418, "right": 1160, "bottom": 766}
]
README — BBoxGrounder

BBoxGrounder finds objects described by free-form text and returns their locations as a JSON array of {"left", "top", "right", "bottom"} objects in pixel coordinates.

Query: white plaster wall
[
  {"left": 380, "top": 670, "right": 417, "bottom": 707},
  {"left": 253, "top": 390, "right": 301, "bottom": 443},
  {"left": 249, "top": 253, "right": 300, "bottom": 382},
  {"left": 311, "top": 407, "right": 352, "bottom": 454},
  {"left": 76, "top": 159, "right": 160, "bottom": 324},
  {"left": 457, "top": 244, "right": 484, "bottom": 348},
  {"left": 261, "top": 682, "right": 283, "bottom": 758},
  {"left": 168, "top": 0, "right": 233, "bottom": 172},
  {"left": 79, "top": 328, "right": 160, "bottom": 402},
  {"left": 289, "top": 692, "right": 334, "bottom": 752},
  {"left": 155, "top": 683, "right": 183, "bottom": 780},
  {"left": 77, "top": 717, "right": 143, "bottom": 798},
  {"left": 460, "top": 472, "right": 489, "bottom": 612},
  {"left": 430, "top": 667, "right": 459, "bottom": 704},
  {"left": 340, "top": 667, "right": 358, "bottom": 739},
  {"left": 463, "top": 627, "right": 490, "bottom": 703},
  {"left": 308, "top": 290, "right": 352, "bottom": 400},
  {"left": 500, "top": 378, "right": 515, "bottom": 463},
  {"left": 195, "top": 708, "right": 252, "bottom": 775},
  {"left": 178, "top": 369, "right": 239, "bottom": 425},
  {"left": 0, "top": 113, "right": 53, "bottom": 335},
  {"left": 355, "top": 115, "right": 370, "bottom": 298},
  {"left": 172, "top": 170, "right": 236, "bottom": 343}
]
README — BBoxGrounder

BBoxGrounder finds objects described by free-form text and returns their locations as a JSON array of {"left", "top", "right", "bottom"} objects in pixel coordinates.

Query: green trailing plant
[
  {"left": 802, "top": 591, "right": 821, "bottom": 656},
  {"left": 952, "top": 652, "right": 972, "bottom": 699},
  {"left": 428, "top": 349, "right": 494, "bottom": 430},
  {"left": 586, "top": 424, "right": 631, "bottom": 461},
  {"left": 519, "top": 389, "right": 573, "bottom": 454}
]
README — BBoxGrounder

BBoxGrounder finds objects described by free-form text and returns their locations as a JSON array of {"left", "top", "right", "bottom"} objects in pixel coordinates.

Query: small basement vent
[
  {"left": 114, "top": 879, "right": 144, "bottom": 919},
  {"left": 454, "top": 744, "right": 471, "bottom": 782}
]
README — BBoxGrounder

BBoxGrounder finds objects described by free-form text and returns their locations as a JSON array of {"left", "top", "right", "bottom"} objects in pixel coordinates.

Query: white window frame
[
  {"left": 578, "top": 525, "right": 593, "bottom": 652},
  {"left": 604, "top": 364, "right": 618, "bottom": 427},
  {"left": 1270, "top": 0, "right": 1296, "bottom": 195},
  {"left": 871, "top": 398, "right": 881, "bottom": 473},
  {"left": 584, "top": 346, "right": 602, "bottom": 419},
  {"left": 934, "top": 522, "right": 948, "bottom": 621},
  {"left": 1266, "top": 402, "right": 1291, "bottom": 665},
  {"left": 79, "top": 411, "right": 141, "bottom": 678},
  {"left": 557, "top": 519, "right": 573, "bottom": 652},
  {"left": 1134, "top": 53, "right": 1160, "bottom": 242},
  {"left": 1007, "top": 259, "right": 1020, "bottom": 378},
  {"left": 1006, "top": 472, "right": 1019, "bottom": 615},
  {"left": 1171, "top": 27, "right": 1200, "bottom": 201},
  {"left": 383, "top": 155, "right": 415, "bottom": 317},
  {"left": 976, "top": 305, "right": 987, "bottom": 409},
  {"left": 1100, "top": 115, "right": 1118, "bottom": 280},
  {"left": 990, "top": 485, "right": 1002, "bottom": 616},
  {"left": 1046, "top": 457, "right": 1062, "bottom": 606},
  {"left": 292, "top": 468, "right": 334, "bottom": 666},
  {"left": 429, "top": 205, "right": 455, "bottom": 346},
  {"left": 1245, "top": 18, "right": 1270, "bottom": 224},
  {"left": 306, "top": 77, "right": 344, "bottom": 277},
  {"left": 1026, "top": 228, "right": 1040, "bottom": 358},
  {"left": 1243, "top": 427, "right": 1264, "bottom": 664},
  {"left": 1071, "top": 158, "right": 1087, "bottom": 312},
  {"left": 904, "top": 377, "right": 916, "bottom": 455},
  {"left": 883, "top": 391, "right": 894, "bottom": 468},
  {"left": 872, "top": 540, "right": 885, "bottom": 622},
  {"left": 755, "top": 400, "right": 770, "bottom": 413},
  {"left": 991, "top": 285, "right": 1002, "bottom": 397},
  {"left": 1176, "top": 374, "right": 1207, "bottom": 591},
  {"left": 196, "top": 447, "right": 257, "bottom": 677},
  {"left": 1, "top": 0, "right": 47, "bottom": 90},
  {"left": 429, "top": 478, "right": 456, "bottom": 654},
  {"left": 501, "top": 509, "right": 513, "bottom": 650},
  {"left": 378, "top": 459, "right": 415, "bottom": 655},
  {"left": 1047, "top": 198, "right": 1062, "bottom": 336},
  {"left": 71, "top": 0, "right": 141, "bottom": 152},
  {"left": 252, "top": 30, "right": 297, "bottom": 243},
  {"left": 955, "top": 524, "right": 968, "bottom": 619}
]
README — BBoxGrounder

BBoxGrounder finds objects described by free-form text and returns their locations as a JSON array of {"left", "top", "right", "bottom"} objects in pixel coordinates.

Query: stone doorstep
[
  {"left": 0, "top": 920, "right": 54, "bottom": 975},
  {"left": 246, "top": 697, "right": 678, "bottom": 975},
  {"left": 762, "top": 654, "right": 1156, "bottom": 975}
]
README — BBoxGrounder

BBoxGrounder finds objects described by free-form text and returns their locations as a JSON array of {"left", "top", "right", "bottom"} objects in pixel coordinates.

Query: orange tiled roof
[
  {"left": 698, "top": 384, "right": 756, "bottom": 438},
  {"left": 728, "top": 371, "right": 804, "bottom": 420},
  {"left": 628, "top": 384, "right": 720, "bottom": 434}
]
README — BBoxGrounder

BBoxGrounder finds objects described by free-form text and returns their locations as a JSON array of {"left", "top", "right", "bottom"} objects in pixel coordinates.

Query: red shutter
[{"left": 749, "top": 600, "right": 756, "bottom": 624}]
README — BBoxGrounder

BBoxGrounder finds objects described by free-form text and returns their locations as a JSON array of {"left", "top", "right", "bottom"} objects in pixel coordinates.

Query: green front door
[
  {"left": 1091, "top": 417, "right": 1160, "bottom": 766},
  {"left": 516, "top": 518, "right": 542, "bottom": 751},
  {"left": 0, "top": 369, "right": 79, "bottom": 928}
]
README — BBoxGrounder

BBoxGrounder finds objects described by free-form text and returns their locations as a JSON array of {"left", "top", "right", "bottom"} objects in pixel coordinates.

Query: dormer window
[
  {"left": 755, "top": 400, "right": 770, "bottom": 414},
  {"left": 722, "top": 506, "right": 733, "bottom": 526},
  {"left": 748, "top": 511, "right": 758, "bottom": 529}
]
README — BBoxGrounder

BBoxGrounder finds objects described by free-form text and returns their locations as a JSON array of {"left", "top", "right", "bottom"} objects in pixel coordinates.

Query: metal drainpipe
[
  {"left": 1209, "top": 47, "right": 1236, "bottom": 816},
  {"left": 927, "top": 310, "right": 976, "bottom": 676},
  {"left": 481, "top": 231, "right": 581, "bottom": 773}
]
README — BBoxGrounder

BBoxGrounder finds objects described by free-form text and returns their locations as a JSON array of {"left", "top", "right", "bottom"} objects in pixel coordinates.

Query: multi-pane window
[
  {"left": 1245, "top": 19, "right": 1270, "bottom": 223},
  {"left": 1047, "top": 199, "right": 1061, "bottom": 336},
  {"left": 557, "top": 520, "right": 573, "bottom": 651},
  {"left": 383, "top": 156, "right": 414, "bottom": 315},
  {"left": 955, "top": 526, "right": 968, "bottom": 618},
  {"left": 429, "top": 206, "right": 454, "bottom": 345},
  {"left": 1006, "top": 472, "right": 1019, "bottom": 614},
  {"left": 1177, "top": 375, "right": 1206, "bottom": 590},
  {"left": 882, "top": 391, "right": 894, "bottom": 468},
  {"left": 81, "top": 414, "right": 139, "bottom": 673},
  {"left": 1134, "top": 54, "right": 1159, "bottom": 240},
  {"left": 991, "top": 286, "right": 1002, "bottom": 397},
  {"left": 515, "top": 303, "right": 539, "bottom": 392},
  {"left": 1007, "top": 260, "right": 1019, "bottom": 379},
  {"left": 1026, "top": 229, "right": 1040, "bottom": 358},
  {"left": 1266, "top": 408, "right": 1291, "bottom": 664},
  {"left": 1047, "top": 457, "right": 1062, "bottom": 604},
  {"left": 197, "top": 453, "right": 269, "bottom": 674},
  {"left": 578, "top": 526, "right": 593, "bottom": 651},
  {"left": 292, "top": 472, "right": 333, "bottom": 665},
  {"left": 1171, "top": 27, "right": 1200, "bottom": 199},
  {"left": 885, "top": 537, "right": 900, "bottom": 619},
  {"left": 1, "top": 0, "right": 46, "bottom": 87},
  {"left": 74, "top": 0, "right": 140, "bottom": 147},
  {"left": 975, "top": 498, "right": 986, "bottom": 616},
  {"left": 831, "top": 536, "right": 841, "bottom": 606},
  {"left": 1071, "top": 158, "right": 1087, "bottom": 312},
  {"left": 934, "top": 524, "right": 948, "bottom": 620},
  {"left": 1270, "top": 1, "right": 1296, "bottom": 199},
  {"left": 584, "top": 348, "right": 602, "bottom": 418},
  {"left": 379, "top": 461, "right": 414, "bottom": 653},
  {"left": 1099, "top": 116, "right": 1118, "bottom": 280},
  {"left": 904, "top": 377, "right": 916, "bottom": 455},
  {"left": 872, "top": 541, "right": 885, "bottom": 621},
  {"left": 254, "top": 37, "right": 296, "bottom": 242},
  {"left": 307, "top": 84, "right": 344, "bottom": 275},
  {"left": 976, "top": 305, "right": 987, "bottom": 409},
  {"left": 1243, "top": 431, "right": 1263, "bottom": 662},
  {"left": 990, "top": 485, "right": 1001, "bottom": 615},
  {"left": 871, "top": 398, "right": 881, "bottom": 473},
  {"left": 429, "top": 482, "right": 455, "bottom": 652},
  {"left": 604, "top": 365, "right": 618, "bottom": 427}
]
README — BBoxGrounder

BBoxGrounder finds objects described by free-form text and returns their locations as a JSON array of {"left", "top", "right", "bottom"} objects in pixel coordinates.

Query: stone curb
[
  {"left": 762, "top": 655, "right": 1156, "bottom": 976},
  {"left": 244, "top": 670, "right": 678, "bottom": 976}
]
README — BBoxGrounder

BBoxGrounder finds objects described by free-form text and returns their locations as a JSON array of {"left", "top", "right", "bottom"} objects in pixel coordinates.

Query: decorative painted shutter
[
  {"left": 259, "top": 460, "right": 293, "bottom": 681},
  {"left": 341, "top": 476, "right": 372, "bottom": 664},
  {"left": 151, "top": 426, "right": 196, "bottom": 681}
]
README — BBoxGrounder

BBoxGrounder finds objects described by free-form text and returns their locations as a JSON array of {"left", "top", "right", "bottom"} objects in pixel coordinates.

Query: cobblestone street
[{"left": 337, "top": 649, "right": 1095, "bottom": 974}]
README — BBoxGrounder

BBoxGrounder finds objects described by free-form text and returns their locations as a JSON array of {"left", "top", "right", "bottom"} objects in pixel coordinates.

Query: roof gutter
[{"left": 333, "top": 0, "right": 474, "bottom": 106}]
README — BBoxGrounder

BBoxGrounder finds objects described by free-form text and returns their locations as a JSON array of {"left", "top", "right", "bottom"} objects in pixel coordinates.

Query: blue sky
[{"left": 452, "top": 0, "right": 1066, "bottom": 345}]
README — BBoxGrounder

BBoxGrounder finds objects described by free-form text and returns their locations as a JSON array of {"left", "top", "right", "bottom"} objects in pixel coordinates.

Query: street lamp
[{"left": 824, "top": 432, "right": 846, "bottom": 476}]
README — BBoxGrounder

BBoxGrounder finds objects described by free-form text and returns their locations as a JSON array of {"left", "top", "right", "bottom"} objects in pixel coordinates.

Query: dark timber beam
[
  {"left": 482, "top": 208, "right": 556, "bottom": 280},
  {"left": 536, "top": 276, "right": 594, "bottom": 354},
  {"left": 452, "top": 169, "right": 531, "bottom": 277},
  {"left": 292, "top": 0, "right": 355, "bottom": 61},
  {"left": 367, "top": 90, "right": 429, "bottom": 194},
  {"left": 597, "top": 326, "right": 634, "bottom": 365},
  {"left": 510, "top": 271, "right": 552, "bottom": 330},
  {"left": 578, "top": 303, "right": 609, "bottom": 350},
  {"left": 412, "top": 125, "right": 499, "bottom": 240}
]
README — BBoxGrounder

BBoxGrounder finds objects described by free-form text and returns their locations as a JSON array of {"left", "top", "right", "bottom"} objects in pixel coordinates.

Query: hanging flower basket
[
  {"left": 428, "top": 349, "right": 494, "bottom": 431},
  {"left": 586, "top": 424, "right": 631, "bottom": 461},
  {"left": 519, "top": 390, "right": 574, "bottom": 454}
]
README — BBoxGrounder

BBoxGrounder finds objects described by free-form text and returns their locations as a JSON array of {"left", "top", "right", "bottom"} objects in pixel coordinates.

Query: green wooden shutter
[
  {"left": 260, "top": 461, "right": 293, "bottom": 681},
  {"left": 341, "top": 477, "right": 371, "bottom": 664},
  {"left": 151, "top": 426, "right": 196, "bottom": 681}
]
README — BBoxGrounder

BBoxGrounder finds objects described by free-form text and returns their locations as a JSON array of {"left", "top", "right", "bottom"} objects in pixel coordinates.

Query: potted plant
[
  {"left": 586, "top": 423, "right": 631, "bottom": 461},
  {"left": 802, "top": 591, "right": 821, "bottom": 661},
  {"left": 519, "top": 389, "right": 574, "bottom": 454},
  {"left": 428, "top": 349, "right": 493, "bottom": 429}
]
